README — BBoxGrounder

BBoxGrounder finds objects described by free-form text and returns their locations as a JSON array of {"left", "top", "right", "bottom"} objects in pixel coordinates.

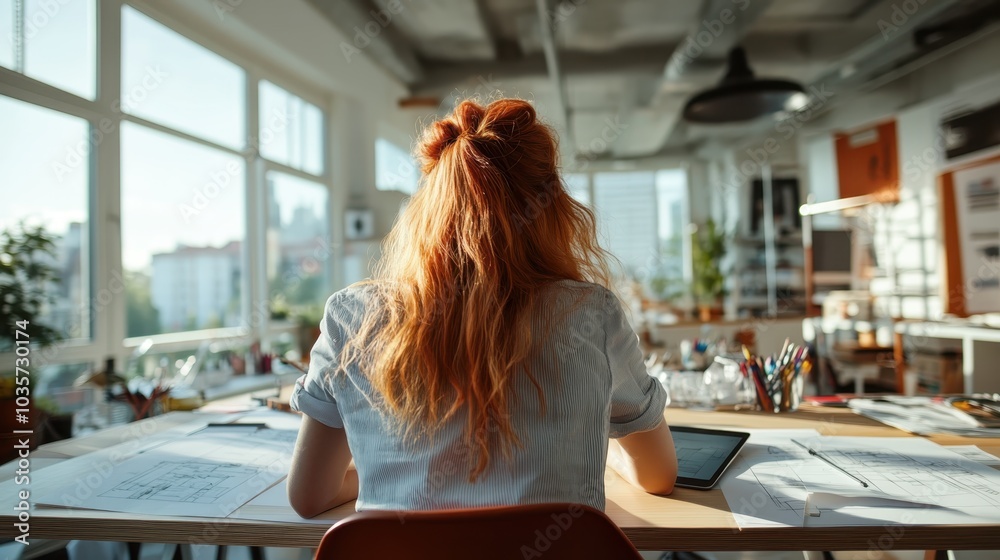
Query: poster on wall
[{"left": 949, "top": 159, "right": 1000, "bottom": 314}]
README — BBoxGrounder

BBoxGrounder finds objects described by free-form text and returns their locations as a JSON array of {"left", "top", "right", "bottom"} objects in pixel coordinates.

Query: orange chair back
[{"left": 314, "top": 503, "right": 643, "bottom": 560}]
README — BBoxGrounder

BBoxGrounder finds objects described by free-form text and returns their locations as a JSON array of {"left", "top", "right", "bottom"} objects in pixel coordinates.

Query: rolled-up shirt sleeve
[
  {"left": 604, "top": 289, "right": 667, "bottom": 438},
  {"left": 289, "top": 294, "right": 345, "bottom": 428}
]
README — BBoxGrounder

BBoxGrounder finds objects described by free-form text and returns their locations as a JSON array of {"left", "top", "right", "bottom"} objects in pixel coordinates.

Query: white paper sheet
[
  {"left": 719, "top": 429, "right": 827, "bottom": 528},
  {"left": 793, "top": 436, "right": 1000, "bottom": 526},
  {"left": 848, "top": 398, "right": 1000, "bottom": 437},
  {"left": 946, "top": 445, "right": 1000, "bottom": 466},
  {"left": 228, "top": 480, "right": 342, "bottom": 525},
  {"left": 36, "top": 426, "right": 297, "bottom": 518},
  {"left": 720, "top": 431, "right": 1000, "bottom": 528}
]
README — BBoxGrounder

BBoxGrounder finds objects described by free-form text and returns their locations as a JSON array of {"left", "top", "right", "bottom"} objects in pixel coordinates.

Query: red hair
[{"left": 341, "top": 99, "right": 610, "bottom": 479}]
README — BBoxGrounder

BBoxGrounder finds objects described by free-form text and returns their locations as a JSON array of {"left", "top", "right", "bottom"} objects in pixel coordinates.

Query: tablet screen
[{"left": 671, "top": 426, "right": 750, "bottom": 489}]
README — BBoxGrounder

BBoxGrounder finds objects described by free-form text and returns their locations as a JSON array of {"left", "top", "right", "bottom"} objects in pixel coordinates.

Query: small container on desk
[
  {"left": 740, "top": 342, "right": 810, "bottom": 413},
  {"left": 656, "top": 357, "right": 757, "bottom": 410}
]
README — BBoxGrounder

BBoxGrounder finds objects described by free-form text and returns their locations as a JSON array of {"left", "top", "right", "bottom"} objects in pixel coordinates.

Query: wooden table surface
[{"left": 1, "top": 405, "right": 999, "bottom": 552}]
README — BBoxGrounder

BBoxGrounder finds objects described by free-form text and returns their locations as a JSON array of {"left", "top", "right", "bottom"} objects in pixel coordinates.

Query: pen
[{"left": 793, "top": 440, "right": 869, "bottom": 488}]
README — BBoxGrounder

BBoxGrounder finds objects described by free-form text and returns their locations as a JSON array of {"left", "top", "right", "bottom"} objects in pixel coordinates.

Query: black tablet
[{"left": 671, "top": 426, "right": 750, "bottom": 490}]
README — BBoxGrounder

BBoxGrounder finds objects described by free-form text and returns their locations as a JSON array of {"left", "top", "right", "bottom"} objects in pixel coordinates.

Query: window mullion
[
  {"left": 95, "top": 0, "right": 125, "bottom": 367},
  {"left": 245, "top": 70, "right": 269, "bottom": 354}
]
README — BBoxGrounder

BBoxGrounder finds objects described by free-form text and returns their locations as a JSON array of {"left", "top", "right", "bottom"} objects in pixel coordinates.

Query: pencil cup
[{"left": 777, "top": 374, "right": 804, "bottom": 413}]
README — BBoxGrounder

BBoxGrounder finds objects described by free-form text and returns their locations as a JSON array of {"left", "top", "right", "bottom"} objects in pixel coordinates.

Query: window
[
  {"left": 0, "top": 1, "right": 12, "bottom": 68},
  {"left": 588, "top": 169, "right": 690, "bottom": 294},
  {"left": 0, "top": 95, "right": 91, "bottom": 342},
  {"left": 655, "top": 169, "right": 690, "bottom": 284},
  {"left": 259, "top": 80, "right": 324, "bottom": 175},
  {"left": 120, "top": 122, "right": 246, "bottom": 336},
  {"left": 375, "top": 137, "right": 419, "bottom": 194},
  {"left": 1, "top": 2, "right": 332, "bottom": 374},
  {"left": 594, "top": 171, "right": 659, "bottom": 275},
  {"left": 266, "top": 171, "right": 330, "bottom": 318},
  {"left": 121, "top": 6, "right": 246, "bottom": 149},
  {"left": 564, "top": 173, "right": 590, "bottom": 206},
  {"left": 0, "top": 0, "right": 97, "bottom": 99}
]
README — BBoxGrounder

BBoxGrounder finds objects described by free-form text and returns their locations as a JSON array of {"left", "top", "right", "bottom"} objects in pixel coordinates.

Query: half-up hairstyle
[{"left": 340, "top": 98, "right": 611, "bottom": 480}]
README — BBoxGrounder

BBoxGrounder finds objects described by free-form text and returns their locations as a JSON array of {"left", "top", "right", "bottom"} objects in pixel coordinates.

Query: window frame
[{"left": 0, "top": 0, "right": 339, "bottom": 374}]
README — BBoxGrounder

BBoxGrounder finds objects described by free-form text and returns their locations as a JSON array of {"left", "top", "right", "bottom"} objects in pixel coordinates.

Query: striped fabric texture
[{"left": 290, "top": 280, "right": 667, "bottom": 511}]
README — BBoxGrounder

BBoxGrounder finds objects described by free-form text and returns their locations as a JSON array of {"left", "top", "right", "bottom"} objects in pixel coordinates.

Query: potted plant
[
  {"left": 692, "top": 219, "right": 729, "bottom": 322},
  {"left": 0, "top": 223, "right": 64, "bottom": 461},
  {"left": 293, "top": 303, "right": 326, "bottom": 364}
]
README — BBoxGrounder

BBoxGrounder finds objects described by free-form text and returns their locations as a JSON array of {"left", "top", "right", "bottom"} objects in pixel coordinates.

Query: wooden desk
[{"left": 1, "top": 407, "right": 999, "bottom": 552}]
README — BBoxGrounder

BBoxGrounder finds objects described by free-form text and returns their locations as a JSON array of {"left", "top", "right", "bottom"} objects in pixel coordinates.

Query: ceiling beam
[
  {"left": 801, "top": 0, "right": 967, "bottom": 104},
  {"left": 411, "top": 45, "right": 675, "bottom": 95},
  {"left": 535, "top": 0, "right": 573, "bottom": 150},
  {"left": 305, "top": 0, "right": 424, "bottom": 84},
  {"left": 662, "top": 0, "right": 777, "bottom": 83},
  {"left": 473, "top": 0, "right": 511, "bottom": 60}
]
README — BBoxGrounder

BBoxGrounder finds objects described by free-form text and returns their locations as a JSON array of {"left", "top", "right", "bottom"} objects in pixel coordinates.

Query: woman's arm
[
  {"left": 607, "top": 420, "right": 678, "bottom": 495},
  {"left": 287, "top": 415, "right": 358, "bottom": 518}
]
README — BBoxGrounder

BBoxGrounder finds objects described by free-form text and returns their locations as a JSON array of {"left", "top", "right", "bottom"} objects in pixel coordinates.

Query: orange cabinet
[{"left": 835, "top": 120, "right": 899, "bottom": 199}]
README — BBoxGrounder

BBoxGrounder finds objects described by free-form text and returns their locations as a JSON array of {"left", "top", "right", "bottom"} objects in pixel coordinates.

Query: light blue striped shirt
[{"left": 290, "top": 280, "right": 667, "bottom": 511}]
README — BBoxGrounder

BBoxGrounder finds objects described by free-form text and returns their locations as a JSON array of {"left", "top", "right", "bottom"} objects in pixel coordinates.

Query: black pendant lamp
[{"left": 682, "top": 47, "right": 806, "bottom": 124}]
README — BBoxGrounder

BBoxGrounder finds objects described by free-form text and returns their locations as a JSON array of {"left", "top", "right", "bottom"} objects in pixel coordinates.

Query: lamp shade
[{"left": 683, "top": 47, "right": 805, "bottom": 124}]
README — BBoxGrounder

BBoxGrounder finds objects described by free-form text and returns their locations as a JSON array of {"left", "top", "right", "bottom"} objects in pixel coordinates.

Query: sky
[{"left": 0, "top": 2, "right": 326, "bottom": 271}]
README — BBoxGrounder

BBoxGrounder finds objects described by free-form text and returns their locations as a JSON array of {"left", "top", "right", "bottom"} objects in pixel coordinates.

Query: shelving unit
[
  {"left": 732, "top": 239, "right": 806, "bottom": 317},
  {"left": 730, "top": 165, "right": 806, "bottom": 318}
]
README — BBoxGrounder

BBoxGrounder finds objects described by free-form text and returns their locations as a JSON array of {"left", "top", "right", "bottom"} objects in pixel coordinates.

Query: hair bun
[
  {"left": 455, "top": 101, "right": 485, "bottom": 135},
  {"left": 482, "top": 100, "right": 536, "bottom": 140},
  {"left": 417, "top": 98, "right": 542, "bottom": 172},
  {"left": 418, "top": 120, "right": 462, "bottom": 172}
]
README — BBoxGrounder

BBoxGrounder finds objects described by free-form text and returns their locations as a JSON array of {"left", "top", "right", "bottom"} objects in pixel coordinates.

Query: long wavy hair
[{"left": 340, "top": 98, "right": 611, "bottom": 479}]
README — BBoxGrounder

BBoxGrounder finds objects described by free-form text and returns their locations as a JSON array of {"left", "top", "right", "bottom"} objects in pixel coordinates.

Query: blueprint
[
  {"left": 720, "top": 431, "right": 1000, "bottom": 528},
  {"left": 37, "top": 425, "right": 297, "bottom": 518},
  {"left": 794, "top": 436, "right": 1000, "bottom": 526},
  {"left": 719, "top": 429, "right": 829, "bottom": 527}
]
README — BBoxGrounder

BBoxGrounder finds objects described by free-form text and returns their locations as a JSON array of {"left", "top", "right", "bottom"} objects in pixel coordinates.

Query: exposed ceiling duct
[
  {"left": 681, "top": 46, "right": 806, "bottom": 124},
  {"left": 304, "top": 0, "right": 997, "bottom": 161}
]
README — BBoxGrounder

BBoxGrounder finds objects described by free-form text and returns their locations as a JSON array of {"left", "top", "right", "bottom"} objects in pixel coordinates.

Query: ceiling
[{"left": 308, "top": 0, "right": 1000, "bottom": 162}]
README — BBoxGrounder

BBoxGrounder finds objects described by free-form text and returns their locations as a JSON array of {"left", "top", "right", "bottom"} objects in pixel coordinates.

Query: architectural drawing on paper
[
  {"left": 100, "top": 461, "right": 262, "bottom": 503},
  {"left": 814, "top": 447, "right": 1000, "bottom": 507}
]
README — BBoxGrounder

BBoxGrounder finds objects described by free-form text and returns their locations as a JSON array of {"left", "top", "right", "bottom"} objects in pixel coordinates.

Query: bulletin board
[{"left": 940, "top": 153, "right": 1000, "bottom": 316}]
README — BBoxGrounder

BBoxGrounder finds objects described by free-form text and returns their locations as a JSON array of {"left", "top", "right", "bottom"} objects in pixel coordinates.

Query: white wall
[{"left": 796, "top": 32, "right": 1000, "bottom": 319}]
